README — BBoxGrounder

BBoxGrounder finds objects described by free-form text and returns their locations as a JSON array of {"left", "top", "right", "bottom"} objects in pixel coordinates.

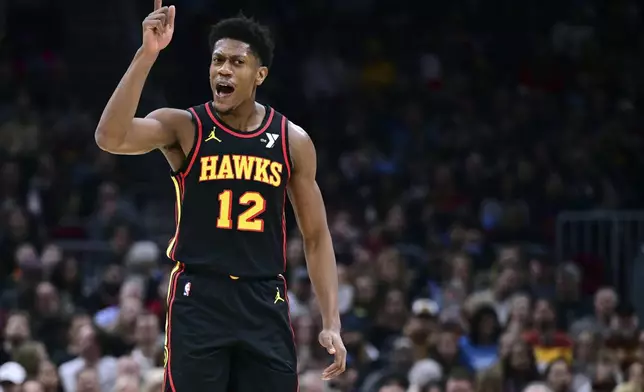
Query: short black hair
[
  {"left": 378, "top": 373, "right": 409, "bottom": 390},
  {"left": 209, "top": 14, "right": 274, "bottom": 68}
]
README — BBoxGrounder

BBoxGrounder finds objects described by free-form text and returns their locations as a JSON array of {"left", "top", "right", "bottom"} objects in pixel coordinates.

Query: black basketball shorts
[{"left": 162, "top": 263, "right": 298, "bottom": 392}]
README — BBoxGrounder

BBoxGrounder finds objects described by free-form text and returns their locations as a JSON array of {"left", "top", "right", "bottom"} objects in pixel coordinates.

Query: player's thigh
[
  {"left": 164, "top": 267, "right": 234, "bottom": 392},
  {"left": 164, "top": 346, "right": 230, "bottom": 392},
  {"left": 230, "top": 278, "right": 298, "bottom": 391},
  {"left": 230, "top": 346, "right": 298, "bottom": 392}
]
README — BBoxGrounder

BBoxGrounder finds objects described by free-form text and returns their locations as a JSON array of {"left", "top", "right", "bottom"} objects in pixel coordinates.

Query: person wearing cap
[
  {"left": 407, "top": 359, "right": 442, "bottom": 392},
  {"left": 411, "top": 299, "right": 440, "bottom": 319},
  {"left": 0, "top": 361, "right": 27, "bottom": 392},
  {"left": 522, "top": 382, "right": 554, "bottom": 392},
  {"left": 404, "top": 299, "right": 439, "bottom": 360}
]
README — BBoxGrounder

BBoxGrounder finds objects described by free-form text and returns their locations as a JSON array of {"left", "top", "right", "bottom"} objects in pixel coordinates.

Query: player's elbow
[
  {"left": 94, "top": 127, "right": 123, "bottom": 153},
  {"left": 302, "top": 226, "right": 331, "bottom": 251}
]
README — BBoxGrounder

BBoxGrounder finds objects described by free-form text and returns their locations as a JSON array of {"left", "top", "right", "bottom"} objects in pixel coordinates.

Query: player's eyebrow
[{"left": 212, "top": 53, "right": 249, "bottom": 62}]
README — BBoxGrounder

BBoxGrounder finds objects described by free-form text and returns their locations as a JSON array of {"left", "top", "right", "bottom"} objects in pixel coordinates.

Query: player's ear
[{"left": 255, "top": 66, "right": 268, "bottom": 86}]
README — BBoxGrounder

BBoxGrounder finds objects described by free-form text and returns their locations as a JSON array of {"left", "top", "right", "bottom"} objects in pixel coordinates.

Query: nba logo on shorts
[{"left": 183, "top": 282, "right": 191, "bottom": 296}]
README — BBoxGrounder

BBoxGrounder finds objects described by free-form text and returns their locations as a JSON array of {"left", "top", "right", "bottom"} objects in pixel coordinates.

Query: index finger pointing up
[{"left": 154, "top": 0, "right": 162, "bottom": 10}]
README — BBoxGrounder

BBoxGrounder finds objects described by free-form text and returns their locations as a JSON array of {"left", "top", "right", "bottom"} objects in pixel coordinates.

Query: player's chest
[
  {"left": 200, "top": 126, "right": 283, "bottom": 156},
  {"left": 196, "top": 133, "right": 286, "bottom": 188}
]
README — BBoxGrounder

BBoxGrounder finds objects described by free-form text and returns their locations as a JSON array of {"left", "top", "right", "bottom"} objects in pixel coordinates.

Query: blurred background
[{"left": 1, "top": 0, "right": 644, "bottom": 392}]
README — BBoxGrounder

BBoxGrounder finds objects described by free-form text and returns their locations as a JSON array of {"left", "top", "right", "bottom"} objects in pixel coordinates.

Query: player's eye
[{"left": 234, "top": 60, "right": 244, "bottom": 65}]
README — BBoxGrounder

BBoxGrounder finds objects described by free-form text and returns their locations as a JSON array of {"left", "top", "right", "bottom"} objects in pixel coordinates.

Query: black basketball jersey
[{"left": 165, "top": 101, "right": 292, "bottom": 278}]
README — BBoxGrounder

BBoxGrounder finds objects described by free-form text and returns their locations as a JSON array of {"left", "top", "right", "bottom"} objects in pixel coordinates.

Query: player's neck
[{"left": 216, "top": 99, "right": 263, "bottom": 133}]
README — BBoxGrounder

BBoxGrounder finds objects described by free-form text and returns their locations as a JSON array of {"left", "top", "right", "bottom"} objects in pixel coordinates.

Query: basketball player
[{"left": 94, "top": 2, "right": 346, "bottom": 391}]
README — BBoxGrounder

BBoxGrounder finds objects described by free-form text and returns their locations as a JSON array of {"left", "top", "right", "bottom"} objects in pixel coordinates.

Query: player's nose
[{"left": 217, "top": 63, "right": 233, "bottom": 76}]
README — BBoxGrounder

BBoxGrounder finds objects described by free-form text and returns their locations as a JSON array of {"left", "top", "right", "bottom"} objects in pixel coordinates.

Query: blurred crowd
[{"left": 1, "top": 0, "right": 644, "bottom": 392}]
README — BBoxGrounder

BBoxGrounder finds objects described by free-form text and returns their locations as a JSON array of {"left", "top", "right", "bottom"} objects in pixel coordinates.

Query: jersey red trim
[
  {"left": 281, "top": 188, "right": 288, "bottom": 272},
  {"left": 166, "top": 176, "right": 185, "bottom": 261},
  {"left": 163, "top": 262, "right": 185, "bottom": 392},
  {"left": 205, "top": 102, "right": 274, "bottom": 138},
  {"left": 278, "top": 274, "right": 299, "bottom": 392},
  {"left": 280, "top": 116, "right": 290, "bottom": 273},
  {"left": 280, "top": 115, "right": 291, "bottom": 179},
  {"left": 183, "top": 108, "right": 204, "bottom": 178}
]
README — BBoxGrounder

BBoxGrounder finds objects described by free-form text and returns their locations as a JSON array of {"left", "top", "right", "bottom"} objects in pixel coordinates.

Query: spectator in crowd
[
  {"left": 12, "top": 340, "right": 47, "bottom": 380},
  {"left": 51, "top": 312, "right": 91, "bottom": 365},
  {"left": 522, "top": 383, "right": 554, "bottom": 392},
  {"left": 543, "top": 358, "right": 591, "bottom": 392},
  {"left": 523, "top": 299, "right": 573, "bottom": 370},
  {"left": 58, "top": 324, "right": 116, "bottom": 392},
  {"left": 0, "top": 362, "right": 26, "bottom": 392},
  {"left": 376, "top": 373, "right": 409, "bottom": 392},
  {"left": 459, "top": 305, "right": 502, "bottom": 371},
  {"left": 22, "top": 380, "right": 45, "bottom": 392},
  {"left": 140, "top": 368, "right": 164, "bottom": 392},
  {"left": 444, "top": 369, "right": 474, "bottom": 392},
  {"left": 0, "top": 312, "right": 31, "bottom": 364},
  {"left": 36, "top": 360, "right": 61, "bottom": 392},
  {"left": 75, "top": 367, "right": 100, "bottom": 392},
  {"left": 477, "top": 339, "right": 540, "bottom": 392},
  {"left": 130, "top": 312, "right": 162, "bottom": 374},
  {"left": 589, "top": 353, "right": 620, "bottom": 392},
  {"left": 570, "top": 287, "right": 618, "bottom": 337}
]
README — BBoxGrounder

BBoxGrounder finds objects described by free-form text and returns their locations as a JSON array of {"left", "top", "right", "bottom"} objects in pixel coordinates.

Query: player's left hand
[{"left": 319, "top": 329, "right": 347, "bottom": 380}]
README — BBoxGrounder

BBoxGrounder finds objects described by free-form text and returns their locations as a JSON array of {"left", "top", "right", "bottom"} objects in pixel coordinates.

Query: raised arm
[
  {"left": 94, "top": 1, "right": 191, "bottom": 156},
  {"left": 287, "top": 123, "right": 346, "bottom": 379}
]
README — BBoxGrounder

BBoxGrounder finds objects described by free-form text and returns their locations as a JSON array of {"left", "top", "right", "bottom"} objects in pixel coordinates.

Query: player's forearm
[
  {"left": 95, "top": 49, "right": 158, "bottom": 149},
  {"left": 304, "top": 232, "right": 341, "bottom": 331}
]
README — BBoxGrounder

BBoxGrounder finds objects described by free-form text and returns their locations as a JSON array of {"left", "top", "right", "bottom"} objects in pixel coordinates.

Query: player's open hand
[
  {"left": 319, "top": 329, "right": 346, "bottom": 380},
  {"left": 141, "top": 0, "right": 176, "bottom": 55}
]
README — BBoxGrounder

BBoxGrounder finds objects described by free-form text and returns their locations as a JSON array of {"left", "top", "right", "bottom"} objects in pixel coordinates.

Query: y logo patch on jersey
[
  {"left": 183, "top": 282, "right": 191, "bottom": 296},
  {"left": 265, "top": 133, "right": 279, "bottom": 148},
  {"left": 274, "top": 287, "right": 285, "bottom": 304},
  {"left": 205, "top": 127, "right": 222, "bottom": 142}
]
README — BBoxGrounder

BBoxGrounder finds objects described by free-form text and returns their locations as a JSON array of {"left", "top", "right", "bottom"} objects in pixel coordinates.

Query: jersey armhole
[
  {"left": 170, "top": 107, "right": 204, "bottom": 178},
  {"left": 280, "top": 115, "right": 293, "bottom": 179}
]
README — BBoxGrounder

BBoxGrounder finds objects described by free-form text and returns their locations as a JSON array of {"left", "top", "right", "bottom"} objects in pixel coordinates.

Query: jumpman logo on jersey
[
  {"left": 274, "top": 287, "right": 285, "bottom": 304},
  {"left": 205, "top": 127, "right": 222, "bottom": 142}
]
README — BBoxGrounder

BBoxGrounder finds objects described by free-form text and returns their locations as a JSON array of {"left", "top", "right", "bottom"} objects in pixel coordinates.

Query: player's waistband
[{"left": 180, "top": 263, "right": 284, "bottom": 281}]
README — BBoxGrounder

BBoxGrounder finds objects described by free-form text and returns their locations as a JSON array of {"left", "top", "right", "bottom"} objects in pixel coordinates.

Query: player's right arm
[{"left": 95, "top": 1, "right": 187, "bottom": 155}]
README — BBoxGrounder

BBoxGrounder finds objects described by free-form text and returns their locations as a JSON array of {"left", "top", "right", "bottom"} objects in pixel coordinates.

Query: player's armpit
[{"left": 96, "top": 107, "right": 190, "bottom": 155}]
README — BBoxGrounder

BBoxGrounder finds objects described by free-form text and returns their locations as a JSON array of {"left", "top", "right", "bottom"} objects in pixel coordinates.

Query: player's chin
[{"left": 212, "top": 98, "right": 236, "bottom": 114}]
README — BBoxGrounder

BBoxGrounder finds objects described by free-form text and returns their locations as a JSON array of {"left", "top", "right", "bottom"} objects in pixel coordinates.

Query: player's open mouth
[{"left": 215, "top": 82, "right": 235, "bottom": 97}]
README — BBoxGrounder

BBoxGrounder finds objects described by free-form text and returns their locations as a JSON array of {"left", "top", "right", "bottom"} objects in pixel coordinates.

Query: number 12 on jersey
[{"left": 216, "top": 190, "right": 266, "bottom": 232}]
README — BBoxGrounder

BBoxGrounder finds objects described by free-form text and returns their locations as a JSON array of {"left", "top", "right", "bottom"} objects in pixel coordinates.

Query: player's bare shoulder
[
  {"left": 287, "top": 121, "right": 316, "bottom": 174},
  {"left": 145, "top": 107, "right": 195, "bottom": 171}
]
